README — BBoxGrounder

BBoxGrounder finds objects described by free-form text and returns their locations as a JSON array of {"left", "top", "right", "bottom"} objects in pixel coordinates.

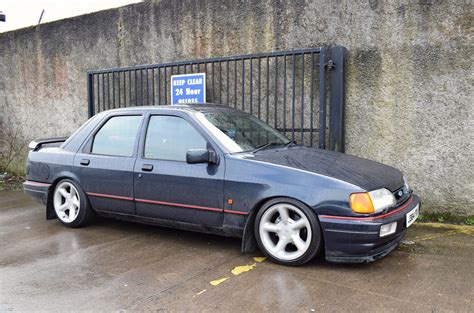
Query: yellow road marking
[
  {"left": 231, "top": 263, "right": 256, "bottom": 276},
  {"left": 193, "top": 289, "right": 207, "bottom": 298},
  {"left": 413, "top": 230, "right": 461, "bottom": 242},
  {"left": 408, "top": 223, "right": 473, "bottom": 243},
  {"left": 208, "top": 257, "right": 265, "bottom": 289},
  {"left": 415, "top": 223, "right": 474, "bottom": 234},
  {"left": 210, "top": 277, "right": 230, "bottom": 286}
]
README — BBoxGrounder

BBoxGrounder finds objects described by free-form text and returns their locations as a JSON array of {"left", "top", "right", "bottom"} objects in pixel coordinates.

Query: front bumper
[
  {"left": 23, "top": 180, "right": 51, "bottom": 205},
  {"left": 319, "top": 194, "right": 421, "bottom": 263}
]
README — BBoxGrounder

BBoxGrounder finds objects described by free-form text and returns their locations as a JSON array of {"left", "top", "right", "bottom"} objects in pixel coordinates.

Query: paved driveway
[{"left": 1, "top": 190, "right": 473, "bottom": 312}]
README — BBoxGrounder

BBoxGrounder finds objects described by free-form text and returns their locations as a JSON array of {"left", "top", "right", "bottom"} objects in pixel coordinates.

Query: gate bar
[{"left": 88, "top": 48, "right": 322, "bottom": 74}]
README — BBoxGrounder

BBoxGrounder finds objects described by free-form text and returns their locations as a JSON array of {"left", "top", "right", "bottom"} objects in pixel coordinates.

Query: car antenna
[{"left": 38, "top": 9, "right": 45, "bottom": 25}]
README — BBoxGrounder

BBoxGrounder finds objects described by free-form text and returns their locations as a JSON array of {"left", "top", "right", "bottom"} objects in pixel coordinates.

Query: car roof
[{"left": 102, "top": 103, "right": 241, "bottom": 114}]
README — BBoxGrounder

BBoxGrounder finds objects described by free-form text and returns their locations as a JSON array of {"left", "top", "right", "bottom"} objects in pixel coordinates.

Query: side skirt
[{"left": 94, "top": 210, "right": 243, "bottom": 238}]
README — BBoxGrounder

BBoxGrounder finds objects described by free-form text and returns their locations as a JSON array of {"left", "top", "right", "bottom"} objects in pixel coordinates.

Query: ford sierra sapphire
[{"left": 23, "top": 104, "right": 420, "bottom": 266}]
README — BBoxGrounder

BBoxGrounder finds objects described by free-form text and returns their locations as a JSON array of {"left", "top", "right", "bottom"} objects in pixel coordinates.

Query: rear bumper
[
  {"left": 319, "top": 195, "right": 421, "bottom": 263},
  {"left": 23, "top": 180, "right": 51, "bottom": 205}
]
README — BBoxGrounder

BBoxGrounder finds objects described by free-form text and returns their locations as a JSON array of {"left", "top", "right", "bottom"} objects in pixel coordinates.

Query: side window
[
  {"left": 91, "top": 115, "right": 142, "bottom": 157},
  {"left": 144, "top": 115, "right": 207, "bottom": 161}
]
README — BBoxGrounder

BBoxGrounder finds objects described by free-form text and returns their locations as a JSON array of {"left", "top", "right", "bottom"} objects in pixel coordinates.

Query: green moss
[{"left": 417, "top": 213, "right": 474, "bottom": 226}]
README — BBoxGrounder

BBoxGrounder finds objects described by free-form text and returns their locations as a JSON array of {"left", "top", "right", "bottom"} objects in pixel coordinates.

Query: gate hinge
[{"left": 325, "top": 59, "right": 336, "bottom": 70}]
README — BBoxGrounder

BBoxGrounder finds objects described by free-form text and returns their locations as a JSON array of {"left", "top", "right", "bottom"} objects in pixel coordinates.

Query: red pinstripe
[
  {"left": 24, "top": 181, "right": 51, "bottom": 187},
  {"left": 87, "top": 191, "right": 247, "bottom": 215},
  {"left": 320, "top": 196, "right": 414, "bottom": 221},
  {"left": 87, "top": 192, "right": 134, "bottom": 201},
  {"left": 223, "top": 209, "right": 249, "bottom": 215},
  {"left": 134, "top": 198, "right": 223, "bottom": 213}
]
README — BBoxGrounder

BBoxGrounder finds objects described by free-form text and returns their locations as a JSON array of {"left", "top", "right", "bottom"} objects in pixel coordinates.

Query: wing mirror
[{"left": 186, "top": 149, "right": 218, "bottom": 164}]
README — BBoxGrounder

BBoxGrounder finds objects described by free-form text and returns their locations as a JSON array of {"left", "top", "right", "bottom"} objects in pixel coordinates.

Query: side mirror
[{"left": 186, "top": 149, "right": 218, "bottom": 164}]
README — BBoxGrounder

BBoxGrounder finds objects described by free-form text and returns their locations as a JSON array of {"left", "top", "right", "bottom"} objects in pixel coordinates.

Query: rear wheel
[
  {"left": 255, "top": 198, "right": 322, "bottom": 266},
  {"left": 53, "top": 179, "right": 94, "bottom": 228}
]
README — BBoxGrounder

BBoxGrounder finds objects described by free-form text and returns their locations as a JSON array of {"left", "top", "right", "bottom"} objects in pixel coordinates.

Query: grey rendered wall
[{"left": 0, "top": 0, "right": 472, "bottom": 215}]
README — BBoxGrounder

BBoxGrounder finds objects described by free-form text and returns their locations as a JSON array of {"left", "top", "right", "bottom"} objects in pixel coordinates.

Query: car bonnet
[{"left": 247, "top": 146, "right": 404, "bottom": 192}]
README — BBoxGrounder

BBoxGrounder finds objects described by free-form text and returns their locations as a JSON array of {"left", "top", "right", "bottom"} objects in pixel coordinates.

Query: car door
[
  {"left": 134, "top": 113, "right": 225, "bottom": 227},
  {"left": 74, "top": 114, "right": 143, "bottom": 215}
]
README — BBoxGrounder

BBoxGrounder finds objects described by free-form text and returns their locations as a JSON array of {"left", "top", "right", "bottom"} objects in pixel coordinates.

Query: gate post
[
  {"left": 87, "top": 73, "right": 94, "bottom": 118},
  {"left": 318, "top": 48, "right": 328, "bottom": 149},
  {"left": 328, "top": 46, "right": 347, "bottom": 152}
]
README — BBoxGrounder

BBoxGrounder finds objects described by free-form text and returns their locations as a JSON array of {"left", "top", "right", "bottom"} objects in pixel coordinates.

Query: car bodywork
[{"left": 24, "top": 104, "right": 421, "bottom": 263}]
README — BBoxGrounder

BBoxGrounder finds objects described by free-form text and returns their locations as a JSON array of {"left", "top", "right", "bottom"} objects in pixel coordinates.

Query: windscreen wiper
[{"left": 252, "top": 142, "right": 283, "bottom": 153}]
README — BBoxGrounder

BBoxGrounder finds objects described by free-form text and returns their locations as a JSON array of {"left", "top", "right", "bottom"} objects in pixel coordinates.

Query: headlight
[{"left": 350, "top": 188, "right": 396, "bottom": 214}]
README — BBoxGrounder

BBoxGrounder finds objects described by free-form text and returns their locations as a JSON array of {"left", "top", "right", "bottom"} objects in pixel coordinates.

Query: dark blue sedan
[{"left": 23, "top": 104, "right": 420, "bottom": 266}]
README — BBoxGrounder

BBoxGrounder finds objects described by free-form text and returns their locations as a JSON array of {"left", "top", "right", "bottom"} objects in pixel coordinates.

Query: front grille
[{"left": 393, "top": 185, "right": 410, "bottom": 207}]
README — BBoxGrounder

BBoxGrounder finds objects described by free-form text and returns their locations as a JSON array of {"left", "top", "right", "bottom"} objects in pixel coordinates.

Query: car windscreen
[{"left": 195, "top": 111, "right": 291, "bottom": 153}]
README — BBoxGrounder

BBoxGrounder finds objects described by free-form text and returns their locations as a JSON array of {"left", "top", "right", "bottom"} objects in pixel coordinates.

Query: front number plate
[{"left": 406, "top": 204, "right": 419, "bottom": 228}]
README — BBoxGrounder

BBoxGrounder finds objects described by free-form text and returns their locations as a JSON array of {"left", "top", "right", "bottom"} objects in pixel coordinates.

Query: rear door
[
  {"left": 133, "top": 113, "right": 225, "bottom": 227},
  {"left": 74, "top": 114, "right": 143, "bottom": 215}
]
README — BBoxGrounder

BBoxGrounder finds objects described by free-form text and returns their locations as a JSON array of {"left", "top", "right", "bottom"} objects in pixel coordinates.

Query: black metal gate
[{"left": 87, "top": 47, "right": 346, "bottom": 151}]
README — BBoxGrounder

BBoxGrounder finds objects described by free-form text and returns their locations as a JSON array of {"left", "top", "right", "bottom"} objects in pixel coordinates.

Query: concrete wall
[{"left": 0, "top": 0, "right": 472, "bottom": 215}]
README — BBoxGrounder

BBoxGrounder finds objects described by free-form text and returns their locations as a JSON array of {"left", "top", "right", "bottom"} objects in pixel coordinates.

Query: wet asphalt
[{"left": 1, "top": 190, "right": 473, "bottom": 312}]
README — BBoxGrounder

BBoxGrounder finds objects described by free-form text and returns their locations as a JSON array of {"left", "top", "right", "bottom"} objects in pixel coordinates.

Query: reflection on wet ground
[{"left": 1, "top": 191, "right": 473, "bottom": 312}]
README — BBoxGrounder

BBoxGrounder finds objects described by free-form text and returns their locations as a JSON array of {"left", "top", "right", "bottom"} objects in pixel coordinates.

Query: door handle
[
  {"left": 141, "top": 164, "right": 153, "bottom": 172},
  {"left": 80, "top": 159, "right": 90, "bottom": 166}
]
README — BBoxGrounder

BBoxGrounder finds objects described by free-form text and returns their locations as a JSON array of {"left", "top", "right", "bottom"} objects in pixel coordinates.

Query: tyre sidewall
[{"left": 254, "top": 197, "right": 322, "bottom": 266}]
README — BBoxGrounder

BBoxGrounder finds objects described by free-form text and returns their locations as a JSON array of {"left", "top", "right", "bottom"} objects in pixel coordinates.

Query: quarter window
[
  {"left": 91, "top": 115, "right": 142, "bottom": 157},
  {"left": 144, "top": 116, "right": 207, "bottom": 161}
]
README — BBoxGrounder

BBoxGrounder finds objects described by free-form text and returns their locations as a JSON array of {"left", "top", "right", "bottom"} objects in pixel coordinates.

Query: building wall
[{"left": 0, "top": 0, "right": 472, "bottom": 215}]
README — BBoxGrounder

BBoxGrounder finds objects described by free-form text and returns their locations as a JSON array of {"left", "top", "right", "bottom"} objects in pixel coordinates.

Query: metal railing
[{"left": 87, "top": 47, "right": 346, "bottom": 151}]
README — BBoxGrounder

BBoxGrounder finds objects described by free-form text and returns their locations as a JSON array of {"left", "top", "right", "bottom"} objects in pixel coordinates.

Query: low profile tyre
[
  {"left": 53, "top": 179, "right": 94, "bottom": 228},
  {"left": 255, "top": 198, "right": 322, "bottom": 266}
]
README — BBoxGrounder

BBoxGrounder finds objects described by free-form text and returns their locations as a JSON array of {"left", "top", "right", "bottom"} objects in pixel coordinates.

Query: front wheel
[
  {"left": 53, "top": 179, "right": 94, "bottom": 228},
  {"left": 254, "top": 198, "right": 322, "bottom": 266}
]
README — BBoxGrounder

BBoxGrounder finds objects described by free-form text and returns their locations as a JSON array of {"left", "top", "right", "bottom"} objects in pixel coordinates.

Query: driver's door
[{"left": 133, "top": 114, "right": 225, "bottom": 227}]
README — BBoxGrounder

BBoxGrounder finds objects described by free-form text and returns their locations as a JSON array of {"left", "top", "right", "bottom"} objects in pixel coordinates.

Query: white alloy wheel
[
  {"left": 53, "top": 181, "right": 81, "bottom": 223},
  {"left": 258, "top": 203, "right": 312, "bottom": 261}
]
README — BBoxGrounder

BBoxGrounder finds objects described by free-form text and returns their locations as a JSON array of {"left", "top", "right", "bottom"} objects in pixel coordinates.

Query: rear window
[{"left": 92, "top": 115, "right": 142, "bottom": 157}]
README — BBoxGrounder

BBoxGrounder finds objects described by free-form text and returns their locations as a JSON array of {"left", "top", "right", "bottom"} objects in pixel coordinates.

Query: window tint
[
  {"left": 144, "top": 116, "right": 207, "bottom": 161},
  {"left": 92, "top": 115, "right": 142, "bottom": 157}
]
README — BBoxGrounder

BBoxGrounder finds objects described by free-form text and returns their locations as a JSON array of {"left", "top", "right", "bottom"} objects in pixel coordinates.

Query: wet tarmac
[{"left": 1, "top": 190, "right": 473, "bottom": 312}]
